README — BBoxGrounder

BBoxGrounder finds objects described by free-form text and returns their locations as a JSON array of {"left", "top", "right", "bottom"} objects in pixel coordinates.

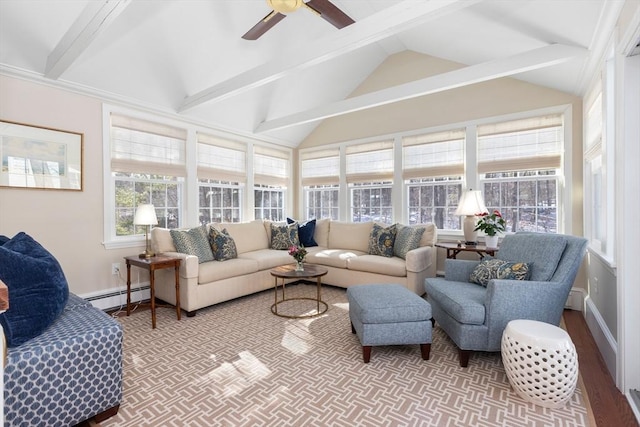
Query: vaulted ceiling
[{"left": 0, "top": 0, "right": 621, "bottom": 147}]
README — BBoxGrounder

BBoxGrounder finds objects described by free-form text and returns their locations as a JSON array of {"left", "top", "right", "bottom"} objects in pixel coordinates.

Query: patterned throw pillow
[
  {"left": 496, "top": 262, "right": 532, "bottom": 281},
  {"left": 208, "top": 227, "right": 238, "bottom": 261},
  {"left": 170, "top": 226, "right": 214, "bottom": 263},
  {"left": 368, "top": 224, "right": 397, "bottom": 257},
  {"left": 270, "top": 223, "right": 300, "bottom": 250},
  {"left": 470, "top": 259, "right": 532, "bottom": 287},
  {"left": 393, "top": 225, "right": 425, "bottom": 259}
]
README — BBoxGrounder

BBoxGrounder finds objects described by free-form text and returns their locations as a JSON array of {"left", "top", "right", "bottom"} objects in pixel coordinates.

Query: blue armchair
[{"left": 424, "top": 232, "right": 587, "bottom": 367}]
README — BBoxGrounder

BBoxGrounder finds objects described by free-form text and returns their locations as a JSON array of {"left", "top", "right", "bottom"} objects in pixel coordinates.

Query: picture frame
[{"left": 0, "top": 120, "right": 83, "bottom": 191}]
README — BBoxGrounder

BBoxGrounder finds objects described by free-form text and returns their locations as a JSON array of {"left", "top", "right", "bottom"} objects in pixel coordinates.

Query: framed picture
[{"left": 0, "top": 120, "right": 83, "bottom": 191}]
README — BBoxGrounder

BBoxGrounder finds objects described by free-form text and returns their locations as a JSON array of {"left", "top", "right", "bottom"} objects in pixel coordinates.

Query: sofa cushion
[
  {"left": 0, "top": 232, "right": 70, "bottom": 347},
  {"left": 198, "top": 258, "right": 260, "bottom": 283},
  {"left": 394, "top": 225, "right": 425, "bottom": 259},
  {"left": 151, "top": 227, "right": 176, "bottom": 253},
  {"left": 470, "top": 259, "right": 507, "bottom": 287},
  {"left": 347, "top": 255, "right": 407, "bottom": 277},
  {"left": 270, "top": 222, "right": 300, "bottom": 250},
  {"left": 328, "top": 221, "right": 372, "bottom": 252},
  {"left": 368, "top": 223, "right": 397, "bottom": 257},
  {"left": 497, "top": 233, "right": 567, "bottom": 281},
  {"left": 425, "top": 279, "right": 486, "bottom": 325},
  {"left": 238, "top": 249, "right": 293, "bottom": 270},
  {"left": 306, "top": 249, "right": 364, "bottom": 269},
  {"left": 287, "top": 218, "right": 318, "bottom": 247},
  {"left": 496, "top": 262, "right": 532, "bottom": 282},
  {"left": 417, "top": 223, "right": 437, "bottom": 247},
  {"left": 218, "top": 221, "right": 269, "bottom": 254},
  {"left": 208, "top": 227, "right": 238, "bottom": 261},
  {"left": 170, "top": 226, "right": 214, "bottom": 263},
  {"left": 313, "top": 218, "right": 330, "bottom": 247}
]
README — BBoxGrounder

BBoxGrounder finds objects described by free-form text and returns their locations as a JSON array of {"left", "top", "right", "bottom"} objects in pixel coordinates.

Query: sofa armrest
[
  {"left": 161, "top": 251, "right": 199, "bottom": 279},
  {"left": 444, "top": 259, "right": 481, "bottom": 282},
  {"left": 405, "top": 246, "right": 434, "bottom": 272}
]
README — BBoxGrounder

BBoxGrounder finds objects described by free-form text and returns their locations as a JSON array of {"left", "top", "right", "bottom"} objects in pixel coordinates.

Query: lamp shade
[
  {"left": 133, "top": 204, "right": 158, "bottom": 226},
  {"left": 455, "top": 190, "right": 488, "bottom": 216}
]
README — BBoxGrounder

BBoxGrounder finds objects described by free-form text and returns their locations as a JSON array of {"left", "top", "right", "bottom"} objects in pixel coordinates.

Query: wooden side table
[
  {"left": 435, "top": 242, "right": 498, "bottom": 260},
  {"left": 124, "top": 255, "right": 181, "bottom": 329}
]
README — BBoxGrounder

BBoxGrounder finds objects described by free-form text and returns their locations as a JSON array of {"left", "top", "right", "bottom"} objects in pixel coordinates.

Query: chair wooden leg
[
  {"left": 458, "top": 349, "right": 471, "bottom": 367},
  {"left": 351, "top": 322, "right": 356, "bottom": 334},
  {"left": 430, "top": 318, "right": 435, "bottom": 327},
  {"left": 420, "top": 343, "right": 431, "bottom": 360},
  {"left": 94, "top": 404, "right": 120, "bottom": 422},
  {"left": 362, "top": 346, "right": 372, "bottom": 363}
]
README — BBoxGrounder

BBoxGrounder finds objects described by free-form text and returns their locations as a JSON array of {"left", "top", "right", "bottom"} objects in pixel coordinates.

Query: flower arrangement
[
  {"left": 474, "top": 210, "right": 506, "bottom": 236},
  {"left": 288, "top": 245, "right": 307, "bottom": 263}
]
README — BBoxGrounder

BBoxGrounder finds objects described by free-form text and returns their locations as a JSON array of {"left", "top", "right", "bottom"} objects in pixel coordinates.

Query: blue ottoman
[{"left": 347, "top": 284, "right": 432, "bottom": 363}]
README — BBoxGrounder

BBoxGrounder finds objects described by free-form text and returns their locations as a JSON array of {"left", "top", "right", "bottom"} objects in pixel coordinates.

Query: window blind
[
  {"left": 254, "top": 145, "right": 290, "bottom": 186},
  {"left": 110, "top": 114, "right": 186, "bottom": 176},
  {"left": 477, "top": 115, "right": 563, "bottom": 174},
  {"left": 402, "top": 129, "right": 465, "bottom": 179},
  {"left": 301, "top": 149, "right": 340, "bottom": 186},
  {"left": 345, "top": 141, "right": 393, "bottom": 183},
  {"left": 197, "top": 133, "right": 247, "bottom": 182}
]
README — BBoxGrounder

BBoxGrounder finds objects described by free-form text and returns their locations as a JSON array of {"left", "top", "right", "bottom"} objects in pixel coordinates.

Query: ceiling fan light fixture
[{"left": 267, "top": 0, "right": 304, "bottom": 14}]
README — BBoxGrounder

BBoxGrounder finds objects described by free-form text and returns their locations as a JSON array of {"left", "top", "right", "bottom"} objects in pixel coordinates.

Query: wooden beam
[
  {"left": 255, "top": 43, "right": 588, "bottom": 133},
  {"left": 45, "top": 0, "right": 131, "bottom": 80},
  {"left": 179, "top": 0, "right": 481, "bottom": 112}
]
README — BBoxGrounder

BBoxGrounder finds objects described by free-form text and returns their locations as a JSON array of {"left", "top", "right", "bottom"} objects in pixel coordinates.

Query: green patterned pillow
[
  {"left": 368, "top": 224, "right": 397, "bottom": 257},
  {"left": 208, "top": 227, "right": 238, "bottom": 261},
  {"left": 469, "top": 258, "right": 506, "bottom": 287},
  {"left": 270, "top": 223, "right": 300, "bottom": 250},
  {"left": 393, "top": 225, "right": 425, "bottom": 259},
  {"left": 496, "top": 262, "right": 532, "bottom": 281},
  {"left": 170, "top": 225, "right": 214, "bottom": 263}
]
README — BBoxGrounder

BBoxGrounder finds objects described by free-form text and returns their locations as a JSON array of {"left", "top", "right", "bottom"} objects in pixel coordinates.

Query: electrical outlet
[
  {"left": 112, "top": 263, "right": 121, "bottom": 275},
  {"left": 593, "top": 277, "right": 599, "bottom": 294}
]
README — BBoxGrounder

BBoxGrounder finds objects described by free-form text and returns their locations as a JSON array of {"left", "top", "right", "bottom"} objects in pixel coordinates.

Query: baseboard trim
[
  {"left": 585, "top": 296, "right": 618, "bottom": 379},
  {"left": 566, "top": 287, "right": 585, "bottom": 311},
  {"left": 79, "top": 284, "right": 151, "bottom": 311}
]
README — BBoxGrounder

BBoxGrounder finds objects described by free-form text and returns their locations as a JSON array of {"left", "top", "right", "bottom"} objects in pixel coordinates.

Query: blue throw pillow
[
  {"left": 368, "top": 223, "right": 397, "bottom": 257},
  {"left": 287, "top": 218, "right": 318, "bottom": 247},
  {"left": 0, "top": 232, "right": 69, "bottom": 347}
]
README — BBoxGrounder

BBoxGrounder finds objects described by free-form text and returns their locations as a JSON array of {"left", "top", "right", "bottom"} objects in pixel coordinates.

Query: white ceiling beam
[
  {"left": 45, "top": 0, "right": 131, "bottom": 80},
  {"left": 179, "top": 0, "right": 481, "bottom": 112},
  {"left": 255, "top": 43, "right": 588, "bottom": 133}
]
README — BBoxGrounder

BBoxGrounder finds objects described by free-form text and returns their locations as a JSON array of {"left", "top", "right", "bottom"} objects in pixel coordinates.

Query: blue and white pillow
[
  {"left": 208, "top": 227, "right": 238, "bottom": 261},
  {"left": 271, "top": 223, "right": 300, "bottom": 250},
  {"left": 393, "top": 225, "right": 425, "bottom": 259},
  {"left": 368, "top": 224, "right": 397, "bottom": 257},
  {"left": 170, "top": 225, "right": 214, "bottom": 263}
]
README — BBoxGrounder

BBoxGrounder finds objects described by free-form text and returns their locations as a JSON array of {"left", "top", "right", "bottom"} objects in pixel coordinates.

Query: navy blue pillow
[
  {"left": 286, "top": 218, "right": 318, "bottom": 247},
  {"left": 0, "top": 232, "right": 69, "bottom": 347}
]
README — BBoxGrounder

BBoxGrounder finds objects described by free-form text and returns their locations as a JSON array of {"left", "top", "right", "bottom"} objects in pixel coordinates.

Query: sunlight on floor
[
  {"left": 193, "top": 350, "right": 271, "bottom": 398},
  {"left": 280, "top": 313, "right": 328, "bottom": 355}
]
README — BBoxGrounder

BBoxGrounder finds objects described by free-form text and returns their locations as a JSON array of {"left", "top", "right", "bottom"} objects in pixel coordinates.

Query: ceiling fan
[{"left": 242, "top": 0, "right": 355, "bottom": 40}]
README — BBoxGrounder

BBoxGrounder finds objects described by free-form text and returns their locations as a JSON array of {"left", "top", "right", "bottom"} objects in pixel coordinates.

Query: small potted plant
[
  {"left": 474, "top": 210, "right": 506, "bottom": 248},
  {"left": 288, "top": 245, "right": 308, "bottom": 271}
]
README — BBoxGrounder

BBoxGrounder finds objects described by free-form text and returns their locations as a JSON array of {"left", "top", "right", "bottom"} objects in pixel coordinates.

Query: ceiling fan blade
[
  {"left": 306, "top": 0, "right": 355, "bottom": 29},
  {"left": 241, "top": 10, "right": 287, "bottom": 40}
]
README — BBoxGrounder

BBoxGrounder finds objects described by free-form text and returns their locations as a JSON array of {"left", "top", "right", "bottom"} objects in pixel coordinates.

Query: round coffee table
[{"left": 270, "top": 264, "right": 328, "bottom": 318}]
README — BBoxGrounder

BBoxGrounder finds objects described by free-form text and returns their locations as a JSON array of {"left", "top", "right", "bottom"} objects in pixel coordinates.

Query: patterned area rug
[{"left": 102, "top": 284, "right": 591, "bottom": 426}]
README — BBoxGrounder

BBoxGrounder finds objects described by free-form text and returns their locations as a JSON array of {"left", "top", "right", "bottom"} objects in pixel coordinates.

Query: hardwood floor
[
  {"left": 563, "top": 309, "right": 638, "bottom": 427},
  {"left": 77, "top": 307, "right": 639, "bottom": 427}
]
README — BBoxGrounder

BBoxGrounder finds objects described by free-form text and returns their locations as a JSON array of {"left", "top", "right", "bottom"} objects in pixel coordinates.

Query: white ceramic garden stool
[{"left": 501, "top": 319, "right": 578, "bottom": 408}]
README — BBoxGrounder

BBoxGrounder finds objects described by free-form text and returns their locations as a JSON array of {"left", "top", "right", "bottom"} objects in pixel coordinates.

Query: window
[
  {"left": 478, "top": 115, "right": 563, "bottom": 233},
  {"left": 110, "top": 114, "right": 186, "bottom": 238},
  {"left": 254, "top": 146, "right": 290, "bottom": 221},
  {"left": 197, "top": 133, "right": 246, "bottom": 224},
  {"left": 403, "top": 130, "right": 465, "bottom": 228},
  {"left": 346, "top": 141, "right": 394, "bottom": 223},
  {"left": 301, "top": 149, "right": 340, "bottom": 220}
]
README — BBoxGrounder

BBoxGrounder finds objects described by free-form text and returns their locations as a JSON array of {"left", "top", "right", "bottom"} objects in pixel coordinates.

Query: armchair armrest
[
  {"left": 444, "top": 259, "right": 481, "bottom": 282},
  {"left": 405, "top": 246, "right": 434, "bottom": 272},
  {"left": 160, "top": 252, "right": 199, "bottom": 279},
  {"left": 484, "top": 279, "right": 570, "bottom": 349}
]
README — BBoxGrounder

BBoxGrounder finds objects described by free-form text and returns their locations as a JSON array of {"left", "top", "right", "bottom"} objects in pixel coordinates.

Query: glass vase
[{"left": 295, "top": 260, "right": 304, "bottom": 272}]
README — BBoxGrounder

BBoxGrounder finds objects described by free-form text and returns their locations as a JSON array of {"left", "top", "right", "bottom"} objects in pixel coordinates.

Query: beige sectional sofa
[{"left": 151, "top": 219, "right": 437, "bottom": 316}]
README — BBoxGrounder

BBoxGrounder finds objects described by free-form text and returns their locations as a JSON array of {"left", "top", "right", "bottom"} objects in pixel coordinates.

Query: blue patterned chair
[
  {"left": 3, "top": 293, "right": 123, "bottom": 426},
  {"left": 424, "top": 232, "right": 587, "bottom": 367}
]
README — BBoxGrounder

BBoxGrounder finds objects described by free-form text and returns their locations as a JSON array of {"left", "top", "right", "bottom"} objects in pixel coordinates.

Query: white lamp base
[{"left": 462, "top": 215, "right": 478, "bottom": 245}]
